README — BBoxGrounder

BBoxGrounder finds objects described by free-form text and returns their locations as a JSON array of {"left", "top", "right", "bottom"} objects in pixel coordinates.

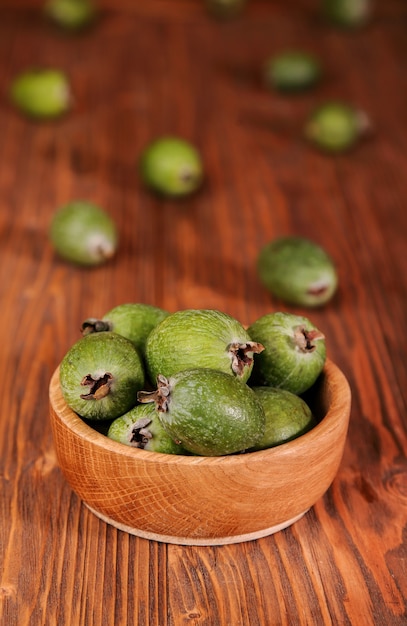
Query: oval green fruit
[
  {"left": 49, "top": 200, "right": 118, "bottom": 266},
  {"left": 107, "top": 403, "right": 187, "bottom": 454},
  {"left": 250, "top": 387, "right": 316, "bottom": 450},
  {"left": 322, "top": 0, "right": 371, "bottom": 28},
  {"left": 248, "top": 312, "right": 326, "bottom": 395},
  {"left": 138, "top": 369, "right": 265, "bottom": 456},
  {"left": 145, "top": 309, "right": 264, "bottom": 384},
  {"left": 139, "top": 137, "right": 203, "bottom": 197},
  {"left": 257, "top": 236, "right": 338, "bottom": 307},
  {"left": 44, "top": 0, "right": 96, "bottom": 31},
  {"left": 81, "top": 303, "right": 169, "bottom": 355},
  {"left": 304, "top": 101, "right": 369, "bottom": 153},
  {"left": 264, "top": 51, "right": 321, "bottom": 92},
  {"left": 60, "top": 332, "right": 145, "bottom": 420},
  {"left": 10, "top": 68, "right": 71, "bottom": 119}
]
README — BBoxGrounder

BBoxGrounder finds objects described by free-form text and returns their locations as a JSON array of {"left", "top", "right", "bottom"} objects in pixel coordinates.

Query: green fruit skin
[
  {"left": 145, "top": 309, "right": 255, "bottom": 383},
  {"left": 305, "top": 102, "right": 361, "bottom": 153},
  {"left": 44, "top": 0, "right": 96, "bottom": 30},
  {"left": 248, "top": 312, "right": 326, "bottom": 395},
  {"left": 49, "top": 201, "right": 118, "bottom": 266},
  {"left": 257, "top": 236, "right": 338, "bottom": 307},
  {"left": 158, "top": 369, "right": 265, "bottom": 456},
  {"left": 10, "top": 69, "right": 71, "bottom": 119},
  {"left": 140, "top": 137, "right": 203, "bottom": 197},
  {"left": 264, "top": 51, "right": 321, "bottom": 92},
  {"left": 107, "top": 403, "right": 186, "bottom": 454},
  {"left": 101, "top": 303, "right": 169, "bottom": 355},
  {"left": 60, "top": 332, "right": 145, "bottom": 420},
  {"left": 249, "top": 387, "right": 316, "bottom": 450},
  {"left": 322, "top": 0, "right": 371, "bottom": 27}
]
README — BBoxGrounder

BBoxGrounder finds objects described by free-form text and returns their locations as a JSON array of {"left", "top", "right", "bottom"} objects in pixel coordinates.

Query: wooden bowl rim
[{"left": 49, "top": 358, "right": 351, "bottom": 466}]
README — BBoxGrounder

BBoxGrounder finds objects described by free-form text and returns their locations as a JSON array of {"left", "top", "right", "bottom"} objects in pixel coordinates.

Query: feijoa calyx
[
  {"left": 257, "top": 236, "right": 338, "bottom": 307},
  {"left": 248, "top": 312, "right": 326, "bottom": 395},
  {"left": 49, "top": 201, "right": 118, "bottom": 266},
  {"left": 59, "top": 332, "right": 145, "bottom": 420},
  {"left": 107, "top": 403, "right": 186, "bottom": 454},
  {"left": 81, "top": 303, "right": 169, "bottom": 356},
  {"left": 249, "top": 387, "right": 316, "bottom": 450},
  {"left": 145, "top": 309, "right": 264, "bottom": 384},
  {"left": 138, "top": 369, "right": 265, "bottom": 456}
]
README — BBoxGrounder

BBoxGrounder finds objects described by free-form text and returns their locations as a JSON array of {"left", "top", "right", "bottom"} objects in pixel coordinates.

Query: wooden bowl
[{"left": 49, "top": 359, "right": 351, "bottom": 545}]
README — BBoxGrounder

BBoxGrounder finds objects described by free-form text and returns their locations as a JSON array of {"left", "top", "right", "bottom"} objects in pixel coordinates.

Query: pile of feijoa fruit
[{"left": 59, "top": 303, "right": 326, "bottom": 456}]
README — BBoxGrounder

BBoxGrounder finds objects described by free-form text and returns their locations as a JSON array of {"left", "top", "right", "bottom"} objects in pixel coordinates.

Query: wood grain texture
[{"left": 1, "top": 0, "right": 406, "bottom": 624}]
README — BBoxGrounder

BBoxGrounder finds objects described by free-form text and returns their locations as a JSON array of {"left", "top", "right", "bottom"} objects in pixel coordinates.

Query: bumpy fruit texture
[
  {"left": 145, "top": 309, "right": 264, "bottom": 384},
  {"left": 44, "top": 0, "right": 96, "bottom": 30},
  {"left": 107, "top": 403, "right": 187, "bottom": 454},
  {"left": 264, "top": 51, "right": 321, "bottom": 92},
  {"left": 322, "top": 0, "right": 371, "bottom": 27},
  {"left": 81, "top": 303, "right": 169, "bottom": 356},
  {"left": 60, "top": 332, "right": 145, "bottom": 420},
  {"left": 139, "top": 137, "right": 203, "bottom": 197},
  {"left": 10, "top": 69, "right": 71, "bottom": 119},
  {"left": 257, "top": 236, "right": 338, "bottom": 307},
  {"left": 49, "top": 201, "right": 118, "bottom": 266},
  {"left": 138, "top": 369, "right": 265, "bottom": 456},
  {"left": 304, "top": 102, "right": 368, "bottom": 153},
  {"left": 250, "top": 387, "right": 316, "bottom": 450},
  {"left": 248, "top": 312, "right": 326, "bottom": 395}
]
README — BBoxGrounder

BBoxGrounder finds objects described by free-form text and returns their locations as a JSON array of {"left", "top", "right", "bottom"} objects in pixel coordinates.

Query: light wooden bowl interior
[{"left": 49, "top": 359, "right": 351, "bottom": 545}]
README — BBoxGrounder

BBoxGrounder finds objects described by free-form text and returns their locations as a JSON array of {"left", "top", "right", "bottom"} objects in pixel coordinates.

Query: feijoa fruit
[
  {"left": 264, "top": 51, "right": 322, "bottom": 92},
  {"left": 248, "top": 312, "right": 326, "bottom": 395},
  {"left": 322, "top": 0, "right": 371, "bottom": 28},
  {"left": 10, "top": 68, "right": 71, "bottom": 119},
  {"left": 81, "top": 303, "right": 169, "bottom": 355},
  {"left": 145, "top": 309, "right": 264, "bottom": 384},
  {"left": 138, "top": 369, "right": 265, "bottom": 456},
  {"left": 44, "top": 0, "right": 96, "bottom": 31},
  {"left": 59, "top": 332, "right": 145, "bottom": 420},
  {"left": 107, "top": 403, "right": 187, "bottom": 454},
  {"left": 304, "top": 101, "right": 370, "bottom": 153},
  {"left": 139, "top": 137, "right": 203, "bottom": 197},
  {"left": 49, "top": 200, "right": 118, "bottom": 266},
  {"left": 249, "top": 387, "right": 316, "bottom": 450},
  {"left": 257, "top": 236, "right": 338, "bottom": 307}
]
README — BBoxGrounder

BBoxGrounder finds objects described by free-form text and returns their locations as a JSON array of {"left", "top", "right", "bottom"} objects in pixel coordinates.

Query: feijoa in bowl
[{"left": 49, "top": 358, "right": 351, "bottom": 545}]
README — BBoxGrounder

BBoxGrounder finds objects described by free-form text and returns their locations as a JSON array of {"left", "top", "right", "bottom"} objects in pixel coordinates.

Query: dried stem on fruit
[
  {"left": 81, "top": 318, "right": 112, "bottom": 335},
  {"left": 227, "top": 341, "right": 264, "bottom": 377},
  {"left": 138, "top": 375, "right": 171, "bottom": 412},
  {"left": 293, "top": 326, "right": 325, "bottom": 352},
  {"left": 80, "top": 372, "right": 113, "bottom": 400}
]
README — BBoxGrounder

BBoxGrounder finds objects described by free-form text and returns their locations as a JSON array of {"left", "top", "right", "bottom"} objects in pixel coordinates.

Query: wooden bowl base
[{"left": 85, "top": 505, "right": 310, "bottom": 545}]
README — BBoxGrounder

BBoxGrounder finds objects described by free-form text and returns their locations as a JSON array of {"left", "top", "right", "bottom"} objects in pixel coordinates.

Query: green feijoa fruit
[
  {"left": 10, "top": 68, "right": 71, "bottom": 119},
  {"left": 322, "top": 0, "right": 371, "bottom": 28},
  {"left": 49, "top": 201, "right": 118, "bottom": 266},
  {"left": 139, "top": 137, "right": 203, "bottom": 197},
  {"left": 304, "top": 102, "right": 370, "bottom": 153},
  {"left": 249, "top": 387, "right": 316, "bottom": 450},
  {"left": 138, "top": 369, "right": 265, "bottom": 456},
  {"left": 81, "top": 303, "right": 169, "bottom": 355},
  {"left": 107, "top": 403, "right": 187, "bottom": 454},
  {"left": 145, "top": 309, "right": 264, "bottom": 384},
  {"left": 248, "top": 312, "right": 326, "bottom": 395},
  {"left": 44, "top": 0, "right": 96, "bottom": 31},
  {"left": 257, "top": 236, "right": 338, "bottom": 307},
  {"left": 59, "top": 332, "right": 145, "bottom": 420},
  {"left": 264, "top": 51, "right": 322, "bottom": 92},
  {"left": 205, "top": 0, "right": 246, "bottom": 19}
]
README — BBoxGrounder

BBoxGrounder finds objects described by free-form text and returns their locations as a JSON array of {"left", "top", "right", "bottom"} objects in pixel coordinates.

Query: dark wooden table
[{"left": 1, "top": 1, "right": 406, "bottom": 624}]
